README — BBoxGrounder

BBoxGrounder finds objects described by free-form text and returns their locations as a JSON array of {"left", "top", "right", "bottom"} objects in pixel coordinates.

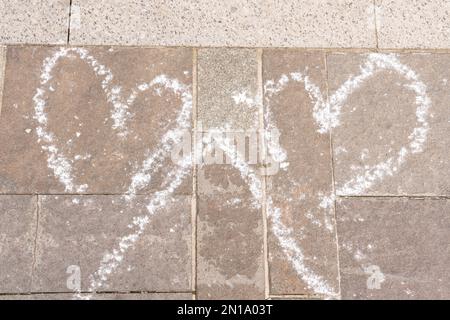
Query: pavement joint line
[
  {"left": 337, "top": 195, "right": 450, "bottom": 200},
  {"left": 67, "top": 0, "right": 73, "bottom": 45},
  {"left": 257, "top": 48, "right": 270, "bottom": 299},
  {"left": 324, "top": 52, "right": 342, "bottom": 299},
  {"left": 7, "top": 43, "right": 450, "bottom": 53},
  {"left": 191, "top": 47, "right": 198, "bottom": 300},
  {"left": 0, "top": 46, "right": 6, "bottom": 118},
  {"left": 0, "top": 291, "right": 195, "bottom": 296}
]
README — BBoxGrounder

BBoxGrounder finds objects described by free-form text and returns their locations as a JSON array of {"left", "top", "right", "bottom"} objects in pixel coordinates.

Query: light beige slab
[{"left": 0, "top": 0, "right": 69, "bottom": 44}]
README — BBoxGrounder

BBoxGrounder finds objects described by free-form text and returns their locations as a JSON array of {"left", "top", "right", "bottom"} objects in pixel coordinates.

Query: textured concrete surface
[
  {"left": 32, "top": 195, "right": 191, "bottom": 292},
  {"left": 376, "top": 0, "right": 450, "bottom": 48},
  {"left": 0, "top": 46, "right": 5, "bottom": 114},
  {"left": 0, "top": 196, "right": 36, "bottom": 293},
  {"left": 329, "top": 53, "right": 450, "bottom": 196},
  {"left": 0, "top": 0, "right": 69, "bottom": 44},
  {"left": 198, "top": 48, "right": 260, "bottom": 130},
  {"left": 263, "top": 50, "right": 339, "bottom": 296},
  {"left": 0, "top": 46, "right": 192, "bottom": 194},
  {"left": 197, "top": 166, "right": 265, "bottom": 299},
  {"left": 337, "top": 198, "right": 450, "bottom": 299},
  {"left": 69, "top": 0, "right": 376, "bottom": 47}
]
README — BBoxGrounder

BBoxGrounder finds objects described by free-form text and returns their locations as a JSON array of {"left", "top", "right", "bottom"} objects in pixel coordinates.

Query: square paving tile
[
  {"left": 376, "top": 0, "right": 450, "bottom": 49},
  {"left": 328, "top": 53, "right": 450, "bottom": 196},
  {"left": 69, "top": 0, "right": 375, "bottom": 47},
  {"left": 198, "top": 48, "right": 260, "bottom": 131},
  {"left": 263, "top": 50, "right": 339, "bottom": 297},
  {"left": 0, "top": 46, "right": 193, "bottom": 194},
  {"left": 0, "top": 0, "right": 69, "bottom": 44},
  {"left": 0, "top": 195, "right": 37, "bottom": 293},
  {"left": 32, "top": 195, "right": 191, "bottom": 293},
  {"left": 197, "top": 166, "right": 265, "bottom": 299},
  {"left": 337, "top": 197, "right": 450, "bottom": 299}
]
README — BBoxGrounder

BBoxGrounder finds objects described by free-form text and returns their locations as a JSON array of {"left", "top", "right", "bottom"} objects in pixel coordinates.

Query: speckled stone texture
[
  {"left": 263, "top": 50, "right": 339, "bottom": 296},
  {"left": 0, "top": 46, "right": 5, "bottom": 112},
  {"left": 197, "top": 166, "right": 265, "bottom": 299},
  {"left": 198, "top": 48, "right": 260, "bottom": 130},
  {"left": 0, "top": 46, "right": 192, "bottom": 194},
  {"left": 337, "top": 198, "right": 450, "bottom": 299},
  {"left": 0, "top": 0, "right": 69, "bottom": 44},
  {"left": 328, "top": 53, "right": 450, "bottom": 196},
  {"left": 32, "top": 195, "right": 191, "bottom": 293},
  {"left": 376, "top": 0, "right": 450, "bottom": 49},
  {"left": 0, "top": 196, "right": 37, "bottom": 293},
  {"left": 69, "top": 0, "right": 376, "bottom": 47}
]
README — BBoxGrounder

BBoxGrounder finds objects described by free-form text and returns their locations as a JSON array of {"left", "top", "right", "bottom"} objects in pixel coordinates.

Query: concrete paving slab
[
  {"left": 263, "top": 50, "right": 339, "bottom": 297},
  {"left": 376, "top": 0, "right": 450, "bottom": 49},
  {"left": 328, "top": 53, "right": 450, "bottom": 196},
  {"left": 0, "top": 46, "right": 192, "bottom": 194},
  {"left": 198, "top": 48, "right": 260, "bottom": 130},
  {"left": 337, "top": 197, "right": 450, "bottom": 299},
  {"left": 197, "top": 166, "right": 265, "bottom": 299},
  {"left": 0, "top": 195, "right": 36, "bottom": 293},
  {"left": 32, "top": 195, "right": 191, "bottom": 293},
  {"left": 69, "top": 0, "right": 376, "bottom": 48},
  {"left": 0, "top": 0, "right": 69, "bottom": 45}
]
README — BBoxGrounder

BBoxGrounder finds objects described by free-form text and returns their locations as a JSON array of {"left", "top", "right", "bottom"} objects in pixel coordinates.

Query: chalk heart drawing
[
  {"left": 33, "top": 49, "right": 430, "bottom": 299},
  {"left": 262, "top": 53, "right": 430, "bottom": 297},
  {"left": 33, "top": 47, "right": 192, "bottom": 299}
]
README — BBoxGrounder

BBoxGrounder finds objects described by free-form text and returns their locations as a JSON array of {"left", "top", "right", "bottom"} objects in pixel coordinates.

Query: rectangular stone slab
[
  {"left": 32, "top": 195, "right": 192, "bottom": 293},
  {"left": 337, "top": 197, "right": 450, "bottom": 299},
  {"left": 196, "top": 165, "right": 265, "bottom": 299},
  {"left": 198, "top": 48, "right": 260, "bottom": 130},
  {"left": 328, "top": 53, "right": 450, "bottom": 196},
  {"left": 0, "top": 0, "right": 69, "bottom": 45},
  {"left": 263, "top": 50, "right": 339, "bottom": 297},
  {"left": 376, "top": 0, "right": 450, "bottom": 49},
  {"left": 0, "top": 195, "right": 37, "bottom": 293},
  {"left": 69, "top": 0, "right": 376, "bottom": 48},
  {"left": 0, "top": 46, "right": 193, "bottom": 195}
]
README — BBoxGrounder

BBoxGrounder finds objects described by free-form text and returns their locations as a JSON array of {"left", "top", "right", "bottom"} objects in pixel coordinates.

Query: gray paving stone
[
  {"left": 328, "top": 53, "right": 450, "bottom": 196},
  {"left": 0, "top": 0, "right": 69, "bottom": 44},
  {"left": 197, "top": 166, "right": 265, "bottom": 299},
  {"left": 0, "top": 46, "right": 192, "bottom": 194},
  {"left": 337, "top": 197, "right": 450, "bottom": 299},
  {"left": 69, "top": 0, "right": 376, "bottom": 47},
  {"left": 263, "top": 50, "right": 339, "bottom": 297},
  {"left": 198, "top": 48, "right": 260, "bottom": 130},
  {"left": 32, "top": 195, "right": 191, "bottom": 293},
  {"left": 376, "top": 0, "right": 450, "bottom": 48},
  {"left": 0, "top": 195, "right": 37, "bottom": 293}
]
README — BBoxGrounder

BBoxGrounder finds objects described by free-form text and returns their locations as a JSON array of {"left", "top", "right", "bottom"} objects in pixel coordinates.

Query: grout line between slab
[
  {"left": 67, "top": 0, "right": 73, "bottom": 44},
  {"left": 324, "top": 52, "right": 342, "bottom": 299},
  {"left": 0, "top": 46, "right": 6, "bottom": 118},
  {"left": 257, "top": 48, "right": 270, "bottom": 299},
  {"left": 373, "top": 0, "right": 379, "bottom": 49},
  {"left": 0, "top": 290, "right": 194, "bottom": 296},
  {"left": 191, "top": 48, "right": 198, "bottom": 300}
]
